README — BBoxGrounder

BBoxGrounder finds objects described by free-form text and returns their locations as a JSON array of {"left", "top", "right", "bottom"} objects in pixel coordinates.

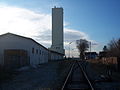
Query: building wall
[
  {"left": 0, "top": 34, "right": 48, "bottom": 67},
  {"left": 48, "top": 50, "right": 63, "bottom": 61},
  {"left": 85, "top": 52, "right": 98, "bottom": 60}
]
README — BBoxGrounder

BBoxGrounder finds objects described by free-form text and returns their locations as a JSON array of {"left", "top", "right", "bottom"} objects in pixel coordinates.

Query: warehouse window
[
  {"left": 32, "top": 48, "right": 34, "bottom": 54},
  {"left": 39, "top": 50, "right": 41, "bottom": 55},
  {"left": 56, "top": 47, "right": 60, "bottom": 49},
  {"left": 36, "top": 49, "right": 38, "bottom": 54}
]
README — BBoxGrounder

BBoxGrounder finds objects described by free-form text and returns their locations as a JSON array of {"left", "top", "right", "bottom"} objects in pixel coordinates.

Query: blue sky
[
  {"left": 63, "top": 0, "right": 120, "bottom": 43},
  {"left": 0, "top": 0, "right": 120, "bottom": 56}
]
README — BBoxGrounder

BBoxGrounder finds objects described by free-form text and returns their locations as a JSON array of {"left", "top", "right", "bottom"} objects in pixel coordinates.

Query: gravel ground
[{"left": 0, "top": 60, "right": 73, "bottom": 90}]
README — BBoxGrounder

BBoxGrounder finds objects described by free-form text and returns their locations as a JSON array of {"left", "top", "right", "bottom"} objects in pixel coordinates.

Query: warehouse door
[{"left": 4, "top": 49, "right": 29, "bottom": 69}]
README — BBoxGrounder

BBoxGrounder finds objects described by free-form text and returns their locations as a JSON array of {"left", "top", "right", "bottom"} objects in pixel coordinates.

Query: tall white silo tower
[{"left": 50, "top": 6, "right": 65, "bottom": 54}]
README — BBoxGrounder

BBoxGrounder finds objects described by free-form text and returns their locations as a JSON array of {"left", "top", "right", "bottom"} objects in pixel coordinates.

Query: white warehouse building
[
  {"left": 0, "top": 33, "right": 48, "bottom": 69},
  {"left": 0, "top": 33, "right": 63, "bottom": 69}
]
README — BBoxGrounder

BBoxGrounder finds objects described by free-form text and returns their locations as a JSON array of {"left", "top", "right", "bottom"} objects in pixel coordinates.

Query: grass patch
[
  {"left": 88, "top": 59, "right": 120, "bottom": 81},
  {"left": 89, "top": 60, "right": 107, "bottom": 74}
]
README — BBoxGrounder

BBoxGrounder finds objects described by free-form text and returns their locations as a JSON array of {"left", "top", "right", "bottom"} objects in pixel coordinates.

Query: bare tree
[
  {"left": 107, "top": 38, "right": 120, "bottom": 57},
  {"left": 76, "top": 39, "right": 89, "bottom": 60}
]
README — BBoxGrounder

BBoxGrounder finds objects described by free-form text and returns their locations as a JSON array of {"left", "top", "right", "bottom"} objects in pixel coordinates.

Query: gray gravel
[{"left": 0, "top": 60, "right": 72, "bottom": 90}]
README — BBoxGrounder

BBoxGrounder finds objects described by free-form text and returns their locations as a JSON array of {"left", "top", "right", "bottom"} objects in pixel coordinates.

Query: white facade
[
  {"left": 0, "top": 33, "right": 48, "bottom": 67},
  {"left": 48, "top": 50, "right": 63, "bottom": 61},
  {"left": 50, "top": 7, "right": 65, "bottom": 54}
]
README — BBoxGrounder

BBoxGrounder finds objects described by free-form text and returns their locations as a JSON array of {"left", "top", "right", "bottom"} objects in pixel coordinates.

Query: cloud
[
  {"left": 64, "top": 28, "right": 89, "bottom": 42},
  {"left": 0, "top": 5, "right": 50, "bottom": 35},
  {"left": 0, "top": 4, "right": 96, "bottom": 57},
  {"left": 0, "top": 4, "right": 52, "bottom": 45}
]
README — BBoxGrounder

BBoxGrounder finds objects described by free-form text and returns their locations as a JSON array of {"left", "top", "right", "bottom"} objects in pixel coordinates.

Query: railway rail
[{"left": 61, "top": 60, "right": 94, "bottom": 90}]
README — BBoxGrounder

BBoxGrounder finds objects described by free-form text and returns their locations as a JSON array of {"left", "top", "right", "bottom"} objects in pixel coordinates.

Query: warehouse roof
[{"left": 0, "top": 32, "right": 48, "bottom": 50}]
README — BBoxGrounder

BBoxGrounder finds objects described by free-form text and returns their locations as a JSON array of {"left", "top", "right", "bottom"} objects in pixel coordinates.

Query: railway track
[{"left": 61, "top": 60, "right": 94, "bottom": 90}]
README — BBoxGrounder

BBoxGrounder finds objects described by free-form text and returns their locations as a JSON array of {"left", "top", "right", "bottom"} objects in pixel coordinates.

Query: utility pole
[
  {"left": 90, "top": 41, "right": 91, "bottom": 59},
  {"left": 69, "top": 42, "right": 72, "bottom": 58},
  {"left": 71, "top": 49, "right": 74, "bottom": 58}
]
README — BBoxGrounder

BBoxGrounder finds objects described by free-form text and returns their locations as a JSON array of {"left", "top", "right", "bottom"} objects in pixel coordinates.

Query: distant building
[
  {"left": 85, "top": 52, "right": 98, "bottom": 59},
  {"left": 99, "top": 51, "right": 107, "bottom": 59},
  {"left": 50, "top": 6, "right": 65, "bottom": 55}
]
